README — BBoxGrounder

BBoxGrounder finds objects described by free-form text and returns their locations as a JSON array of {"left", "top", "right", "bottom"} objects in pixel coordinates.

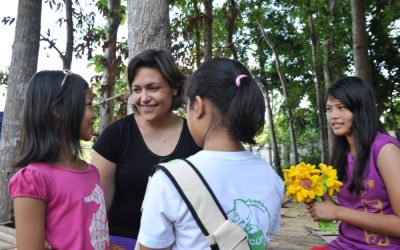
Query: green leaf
[{"left": 318, "top": 221, "right": 327, "bottom": 232}]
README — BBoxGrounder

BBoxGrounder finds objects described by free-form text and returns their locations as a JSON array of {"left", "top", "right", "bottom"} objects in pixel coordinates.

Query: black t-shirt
[{"left": 92, "top": 114, "right": 201, "bottom": 238}]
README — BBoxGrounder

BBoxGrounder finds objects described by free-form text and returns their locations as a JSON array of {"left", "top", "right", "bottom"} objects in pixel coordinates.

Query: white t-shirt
[{"left": 138, "top": 150, "right": 284, "bottom": 250}]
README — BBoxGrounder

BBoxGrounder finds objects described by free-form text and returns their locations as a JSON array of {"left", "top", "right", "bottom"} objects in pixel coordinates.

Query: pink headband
[{"left": 235, "top": 74, "right": 248, "bottom": 87}]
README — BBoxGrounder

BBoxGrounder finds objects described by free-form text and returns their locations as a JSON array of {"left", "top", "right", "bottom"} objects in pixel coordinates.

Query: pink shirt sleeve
[{"left": 8, "top": 167, "right": 49, "bottom": 201}]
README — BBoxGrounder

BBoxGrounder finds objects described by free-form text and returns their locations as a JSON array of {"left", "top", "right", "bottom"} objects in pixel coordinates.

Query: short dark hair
[
  {"left": 327, "top": 76, "right": 382, "bottom": 194},
  {"left": 185, "top": 58, "right": 265, "bottom": 144},
  {"left": 14, "top": 70, "right": 89, "bottom": 168},
  {"left": 126, "top": 49, "right": 185, "bottom": 110}
]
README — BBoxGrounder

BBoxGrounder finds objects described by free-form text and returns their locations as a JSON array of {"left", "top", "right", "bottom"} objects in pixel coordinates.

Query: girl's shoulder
[
  {"left": 10, "top": 162, "right": 59, "bottom": 182},
  {"left": 371, "top": 133, "right": 400, "bottom": 162},
  {"left": 8, "top": 162, "right": 51, "bottom": 200},
  {"left": 18, "top": 162, "right": 52, "bottom": 172},
  {"left": 373, "top": 133, "right": 400, "bottom": 151},
  {"left": 375, "top": 132, "right": 399, "bottom": 141}
]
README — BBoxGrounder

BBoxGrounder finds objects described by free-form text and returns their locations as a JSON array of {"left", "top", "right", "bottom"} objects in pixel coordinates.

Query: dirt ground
[{"left": 268, "top": 201, "right": 336, "bottom": 250}]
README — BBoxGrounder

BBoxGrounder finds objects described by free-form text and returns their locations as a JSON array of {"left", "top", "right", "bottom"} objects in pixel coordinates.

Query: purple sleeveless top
[{"left": 327, "top": 133, "right": 400, "bottom": 250}]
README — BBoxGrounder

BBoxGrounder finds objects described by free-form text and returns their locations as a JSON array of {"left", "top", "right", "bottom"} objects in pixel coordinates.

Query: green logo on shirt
[{"left": 227, "top": 199, "right": 271, "bottom": 250}]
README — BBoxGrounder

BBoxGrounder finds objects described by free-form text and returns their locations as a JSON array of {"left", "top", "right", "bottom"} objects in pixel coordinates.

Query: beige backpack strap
[{"left": 158, "top": 159, "right": 248, "bottom": 249}]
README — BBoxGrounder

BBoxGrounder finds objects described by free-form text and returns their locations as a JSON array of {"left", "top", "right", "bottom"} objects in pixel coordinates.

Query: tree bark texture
[
  {"left": 63, "top": 0, "right": 74, "bottom": 70},
  {"left": 323, "top": 0, "right": 336, "bottom": 160},
  {"left": 193, "top": 0, "right": 201, "bottom": 67},
  {"left": 99, "top": 0, "right": 122, "bottom": 133},
  {"left": 127, "top": 0, "right": 171, "bottom": 59},
  {"left": 351, "top": 0, "right": 373, "bottom": 85},
  {"left": 324, "top": 40, "right": 335, "bottom": 160},
  {"left": 226, "top": 0, "right": 238, "bottom": 60},
  {"left": 203, "top": 0, "right": 213, "bottom": 60},
  {"left": 0, "top": 0, "right": 42, "bottom": 223}
]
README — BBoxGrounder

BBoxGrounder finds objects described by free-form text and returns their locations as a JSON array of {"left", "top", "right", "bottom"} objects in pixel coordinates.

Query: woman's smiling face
[{"left": 131, "top": 67, "right": 175, "bottom": 122}]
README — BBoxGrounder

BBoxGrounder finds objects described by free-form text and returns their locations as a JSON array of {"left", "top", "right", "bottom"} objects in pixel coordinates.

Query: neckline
[
  {"left": 35, "top": 162, "right": 92, "bottom": 173},
  {"left": 132, "top": 114, "right": 185, "bottom": 158},
  {"left": 195, "top": 150, "right": 252, "bottom": 160}
]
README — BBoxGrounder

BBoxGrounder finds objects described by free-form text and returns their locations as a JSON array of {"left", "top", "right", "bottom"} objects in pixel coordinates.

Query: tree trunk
[
  {"left": 203, "top": 0, "right": 213, "bottom": 60},
  {"left": 261, "top": 82, "right": 282, "bottom": 177},
  {"left": 323, "top": 41, "right": 334, "bottom": 86},
  {"left": 308, "top": 9, "right": 329, "bottom": 163},
  {"left": 257, "top": 41, "right": 282, "bottom": 177},
  {"left": 39, "top": 0, "right": 74, "bottom": 70},
  {"left": 257, "top": 21, "right": 299, "bottom": 164},
  {"left": 63, "top": 0, "right": 74, "bottom": 70},
  {"left": 0, "top": 0, "right": 42, "bottom": 223},
  {"left": 98, "top": 0, "right": 122, "bottom": 133},
  {"left": 226, "top": 0, "right": 238, "bottom": 60},
  {"left": 351, "top": 0, "right": 373, "bottom": 85},
  {"left": 193, "top": 0, "right": 201, "bottom": 67},
  {"left": 128, "top": 0, "right": 170, "bottom": 58},
  {"left": 324, "top": 41, "right": 335, "bottom": 158},
  {"left": 323, "top": 0, "right": 336, "bottom": 160},
  {"left": 281, "top": 143, "right": 290, "bottom": 168}
]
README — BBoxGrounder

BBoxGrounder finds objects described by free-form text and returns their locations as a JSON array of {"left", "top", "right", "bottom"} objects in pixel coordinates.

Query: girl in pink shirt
[{"left": 8, "top": 70, "right": 111, "bottom": 250}]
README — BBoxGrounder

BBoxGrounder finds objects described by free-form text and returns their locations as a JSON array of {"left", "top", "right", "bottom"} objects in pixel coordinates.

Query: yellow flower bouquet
[{"left": 283, "top": 162, "right": 343, "bottom": 233}]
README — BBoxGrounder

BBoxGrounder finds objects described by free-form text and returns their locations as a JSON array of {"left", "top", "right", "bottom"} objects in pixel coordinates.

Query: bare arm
[
  {"left": 91, "top": 151, "right": 117, "bottom": 211},
  {"left": 309, "top": 143, "right": 400, "bottom": 237},
  {"left": 110, "top": 242, "right": 126, "bottom": 250},
  {"left": 138, "top": 243, "right": 171, "bottom": 250},
  {"left": 323, "top": 193, "right": 339, "bottom": 205},
  {"left": 14, "top": 197, "right": 46, "bottom": 250}
]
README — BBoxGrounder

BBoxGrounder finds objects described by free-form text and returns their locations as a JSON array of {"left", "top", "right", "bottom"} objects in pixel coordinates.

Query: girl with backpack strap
[{"left": 137, "top": 58, "right": 284, "bottom": 250}]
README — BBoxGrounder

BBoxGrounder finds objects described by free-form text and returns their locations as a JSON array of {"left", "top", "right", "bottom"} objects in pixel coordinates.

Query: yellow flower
[
  {"left": 283, "top": 162, "right": 324, "bottom": 203},
  {"left": 319, "top": 163, "right": 343, "bottom": 196},
  {"left": 283, "top": 162, "right": 342, "bottom": 235}
]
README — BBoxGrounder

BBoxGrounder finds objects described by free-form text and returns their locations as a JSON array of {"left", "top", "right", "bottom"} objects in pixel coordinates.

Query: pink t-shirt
[{"left": 8, "top": 162, "right": 110, "bottom": 250}]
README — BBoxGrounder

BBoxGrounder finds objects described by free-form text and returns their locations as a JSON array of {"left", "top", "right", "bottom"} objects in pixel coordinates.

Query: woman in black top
[{"left": 92, "top": 49, "right": 201, "bottom": 249}]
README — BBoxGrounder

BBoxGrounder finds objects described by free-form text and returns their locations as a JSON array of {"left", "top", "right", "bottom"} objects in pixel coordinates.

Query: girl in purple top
[
  {"left": 8, "top": 71, "right": 112, "bottom": 250},
  {"left": 308, "top": 76, "right": 400, "bottom": 250}
]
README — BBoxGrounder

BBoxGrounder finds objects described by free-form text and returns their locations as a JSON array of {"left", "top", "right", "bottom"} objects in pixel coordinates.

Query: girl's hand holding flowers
[
  {"left": 307, "top": 198, "right": 338, "bottom": 222},
  {"left": 283, "top": 162, "right": 343, "bottom": 234}
]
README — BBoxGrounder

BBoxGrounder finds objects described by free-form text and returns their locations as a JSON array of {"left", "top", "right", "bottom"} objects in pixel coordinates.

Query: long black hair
[
  {"left": 327, "top": 76, "right": 383, "bottom": 195},
  {"left": 13, "top": 70, "right": 89, "bottom": 168},
  {"left": 185, "top": 58, "right": 265, "bottom": 144}
]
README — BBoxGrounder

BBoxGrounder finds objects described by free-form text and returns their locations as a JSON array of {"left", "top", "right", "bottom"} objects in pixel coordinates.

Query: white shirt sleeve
[{"left": 137, "top": 170, "right": 181, "bottom": 248}]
